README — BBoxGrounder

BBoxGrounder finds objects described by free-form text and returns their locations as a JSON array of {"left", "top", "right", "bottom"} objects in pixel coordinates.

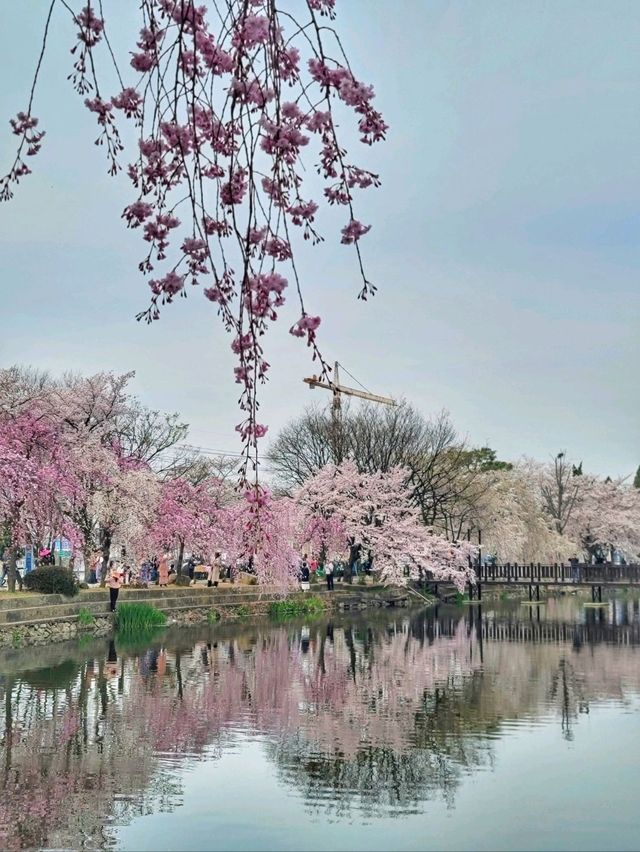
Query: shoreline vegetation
[
  {"left": 268, "top": 596, "right": 325, "bottom": 620},
  {"left": 0, "top": 582, "right": 607, "bottom": 650}
]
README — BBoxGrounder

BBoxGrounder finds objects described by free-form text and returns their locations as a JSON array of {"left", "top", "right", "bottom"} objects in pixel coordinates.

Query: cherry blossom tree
[
  {"left": 564, "top": 476, "right": 640, "bottom": 562},
  {"left": 295, "top": 461, "right": 477, "bottom": 590},
  {"left": 144, "top": 474, "right": 229, "bottom": 572},
  {"left": 538, "top": 452, "right": 582, "bottom": 536},
  {"left": 0, "top": 412, "right": 76, "bottom": 591},
  {"left": 88, "top": 458, "right": 161, "bottom": 575},
  {"left": 41, "top": 375, "right": 161, "bottom": 575},
  {"left": 471, "top": 467, "right": 573, "bottom": 564},
  {"left": 217, "top": 486, "right": 302, "bottom": 588},
  {"left": 533, "top": 454, "right": 640, "bottom": 562},
  {"left": 0, "top": 368, "right": 192, "bottom": 574},
  {"left": 1, "top": 1, "right": 387, "bottom": 478}
]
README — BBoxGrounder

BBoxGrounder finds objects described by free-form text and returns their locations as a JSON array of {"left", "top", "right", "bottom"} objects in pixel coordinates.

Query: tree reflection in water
[{"left": 1, "top": 605, "right": 640, "bottom": 849}]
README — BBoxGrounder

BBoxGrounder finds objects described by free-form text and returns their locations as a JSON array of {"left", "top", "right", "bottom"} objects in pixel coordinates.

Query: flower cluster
[{"left": 1, "top": 0, "right": 387, "bottom": 480}]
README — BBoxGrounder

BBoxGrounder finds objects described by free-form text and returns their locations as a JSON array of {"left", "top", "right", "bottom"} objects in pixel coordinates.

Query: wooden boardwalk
[
  {"left": 468, "top": 562, "right": 640, "bottom": 602},
  {"left": 479, "top": 562, "right": 640, "bottom": 586}
]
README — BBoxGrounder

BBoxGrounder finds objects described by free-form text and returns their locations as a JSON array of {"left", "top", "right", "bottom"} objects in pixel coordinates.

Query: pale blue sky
[{"left": 0, "top": 1, "right": 638, "bottom": 477}]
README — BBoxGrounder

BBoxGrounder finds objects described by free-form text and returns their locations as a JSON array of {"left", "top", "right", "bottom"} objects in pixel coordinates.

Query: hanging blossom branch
[
  {"left": 0, "top": 0, "right": 55, "bottom": 201},
  {"left": 1, "top": 0, "right": 387, "bottom": 485}
]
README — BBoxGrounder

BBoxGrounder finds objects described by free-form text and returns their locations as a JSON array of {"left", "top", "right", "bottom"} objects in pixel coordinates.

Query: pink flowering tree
[
  {"left": 1, "top": 1, "right": 387, "bottom": 480},
  {"left": 144, "top": 475, "right": 229, "bottom": 573},
  {"left": 0, "top": 411, "right": 77, "bottom": 591},
  {"left": 564, "top": 476, "right": 640, "bottom": 562},
  {"left": 295, "top": 461, "right": 477, "bottom": 590},
  {"left": 217, "top": 486, "right": 302, "bottom": 588}
]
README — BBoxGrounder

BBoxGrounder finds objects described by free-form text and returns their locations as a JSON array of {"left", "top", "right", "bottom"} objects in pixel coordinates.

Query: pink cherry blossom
[
  {"left": 74, "top": 5, "right": 104, "bottom": 46},
  {"left": 232, "top": 14, "right": 270, "bottom": 49},
  {"left": 1, "top": 1, "right": 387, "bottom": 478},
  {"left": 220, "top": 168, "right": 248, "bottom": 205},
  {"left": 340, "top": 219, "right": 371, "bottom": 244},
  {"left": 111, "top": 87, "right": 143, "bottom": 119}
]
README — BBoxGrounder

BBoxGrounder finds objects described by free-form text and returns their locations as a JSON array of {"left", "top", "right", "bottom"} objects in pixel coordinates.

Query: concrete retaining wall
[{"left": 0, "top": 582, "right": 417, "bottom": 648}]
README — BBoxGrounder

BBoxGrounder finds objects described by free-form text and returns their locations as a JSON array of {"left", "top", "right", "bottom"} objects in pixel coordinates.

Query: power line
[
  {"left": 163, "top": 444, "right": 277, "bottom": 474},
  {"left": 336, "top": 361, "right": 372, "bottom": 395},
  {"left": 174, "top": 443, "right": 244, "bottom": 458}
]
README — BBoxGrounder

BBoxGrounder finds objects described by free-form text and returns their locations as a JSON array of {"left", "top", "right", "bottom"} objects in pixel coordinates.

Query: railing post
[{"left": 554, "top": 562, "right": 558, "bottom": 583}]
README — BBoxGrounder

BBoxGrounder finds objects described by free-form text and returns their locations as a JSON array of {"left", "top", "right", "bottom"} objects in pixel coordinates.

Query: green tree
[{"left": 457, "top": 447, "right": 513, "bottom": 472}]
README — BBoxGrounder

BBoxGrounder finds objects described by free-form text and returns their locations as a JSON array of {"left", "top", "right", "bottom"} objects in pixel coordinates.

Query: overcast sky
[{"left": 1, "top": 1, "right": 638, "bottom": 478}]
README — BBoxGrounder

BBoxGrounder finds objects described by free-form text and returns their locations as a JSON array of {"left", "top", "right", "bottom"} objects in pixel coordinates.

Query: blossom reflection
[{"left": 1, "top": 606, "right": 640, "bottom": 849}]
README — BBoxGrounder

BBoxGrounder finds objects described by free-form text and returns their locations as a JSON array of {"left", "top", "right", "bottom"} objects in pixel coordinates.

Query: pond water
[{"left": 1, "top": 596, "right": 640, "bottom": 851}]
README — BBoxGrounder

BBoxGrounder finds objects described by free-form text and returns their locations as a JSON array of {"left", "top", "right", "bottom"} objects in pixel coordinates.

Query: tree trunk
[
  {"left": 6, "top": 545, "right": 21, "bottom": 594},
  {"left": 176, "top": 540, "right": 185, "bottom": 576},
  {"left": 345, "top": 541, "right": 360, "bottom": 585},
  {"left": 83, "top": 547, "right": 94, "bottom": 584},
  {"left": 99, "top": 527, "right": 112, "bottom": 587}
]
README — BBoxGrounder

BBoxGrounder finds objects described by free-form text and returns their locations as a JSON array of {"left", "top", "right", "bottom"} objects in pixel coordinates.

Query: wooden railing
[{"left": 478, "top": 562, "right": 640, "bottom": 586}]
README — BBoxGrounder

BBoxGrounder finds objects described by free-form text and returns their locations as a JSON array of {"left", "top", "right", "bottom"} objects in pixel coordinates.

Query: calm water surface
[{"left": 1, "top": 596, "right": 640, "bottom": 851}]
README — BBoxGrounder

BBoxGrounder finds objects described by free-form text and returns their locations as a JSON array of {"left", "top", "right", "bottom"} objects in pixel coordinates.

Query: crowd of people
[
  {"left": 297, "top": 554, "right": 373, "bottom": 591},
  {"left": 94, "top": 549, "right": 371, "bottom": 611},
  {"left": 0, "top": 546, "right": 369, "bottom": 609},
  {"left": 90, "top": 551, "right": 231, "bottom": 590}
]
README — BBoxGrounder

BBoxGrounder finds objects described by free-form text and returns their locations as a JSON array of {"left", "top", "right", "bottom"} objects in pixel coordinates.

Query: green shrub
[
  {"left": 114, "top": 602, "right": 167, "bottom": 633},
  {"left": 453, "top": 591, "right": 468, "bottom": 605},
  {"left": 268, "top": 596, "right": 325, "bottom": 620},
  {"left": 23, "top": 566, "right": 78, "bottom": 597},
  {"left": 77, "top": 608, "right": 95, "bottom": 627},
  {"left": 236, "top": 604, "right": 251, "bottom": 619},
  {"left": 207, "top": 609, "right": 220, "bottom": 624}
]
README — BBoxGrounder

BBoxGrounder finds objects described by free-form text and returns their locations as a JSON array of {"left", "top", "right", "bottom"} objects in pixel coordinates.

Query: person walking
[
  {"left": 299, "top": 554, "right": 310, "bottom": 591},
  {"left": 158, "top": 552, "right": 170, "bottom": 587},
  {"left": 186, "top": 556, "right": 196, "bottom": 582},
  {"left": 325, "top": 559, "right": 334, "bottom": 591},
  {"left": 569, "top": 556, "right": 581, "bottom": 583},
  {"left": 208, "top": 552, "right": 223, "bottom": 587},
  {"left": 107, "top": 561, "right": 122, "bottom": 613}
]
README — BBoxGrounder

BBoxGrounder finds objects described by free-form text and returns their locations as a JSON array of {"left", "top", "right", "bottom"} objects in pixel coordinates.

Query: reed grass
[
  {"left": 268, "top": 596, "right": 325, "bottom": 620},
  {"left": 114, "top": 602, "right": 167, "bottom": 632}
]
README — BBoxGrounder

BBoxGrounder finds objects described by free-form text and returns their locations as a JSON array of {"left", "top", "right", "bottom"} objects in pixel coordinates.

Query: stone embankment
[{"left": 0, "top": 582, "right": 418, "bottom": 647}]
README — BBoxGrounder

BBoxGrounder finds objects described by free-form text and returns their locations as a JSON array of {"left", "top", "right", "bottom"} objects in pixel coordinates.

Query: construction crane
[{"left": 303, "top": 361, "right": 396, "bottom": 413}]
